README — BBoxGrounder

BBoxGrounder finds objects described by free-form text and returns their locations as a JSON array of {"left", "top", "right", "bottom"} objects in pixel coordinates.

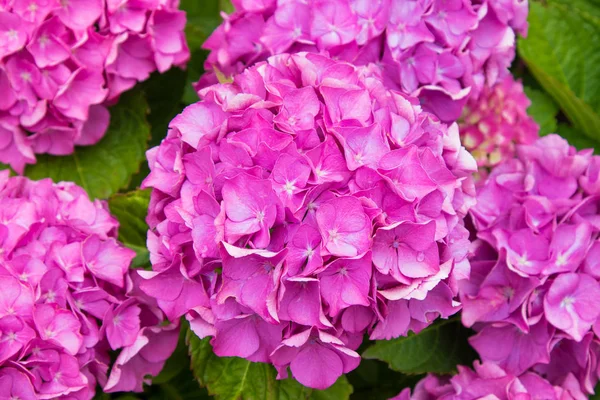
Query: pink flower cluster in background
[
  {"left": 0, "top": 172, "right": 177, "bottom": 399},
  {"left": 141, "top": 52, "right": 476, "bottom": 390},
  {"left": 200, "top": 0, "right": 528, "bottom": 124},
  {"left": 460, "top": 75, "right": 538, "bottom": 169},
  {"left": 0, "top": 0, "right": 190, "bottom": 173},
  {"left": 458, "top": 135, "right": 600, "bottom": 396},
  {"left": 393, "top": 361, "right": 588, "bottom": 400}
]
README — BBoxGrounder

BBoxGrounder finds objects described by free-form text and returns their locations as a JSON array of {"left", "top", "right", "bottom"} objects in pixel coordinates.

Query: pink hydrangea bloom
[
  {"left": 0, "top": 0, "right": 190, "bottom": 173},
  {"left": 461, "top": 134, "right": 600, "bottom": 395},
  {"left": 142, "top": 52, "right": 477, "bottom": 389},
  {"left": 199, "top": 0, "right": 529, "bottom": 124},
  {"left": 460, "top": 75, "right": 539, "bottom": 168},
  {"left": 0, "top": 171, "right": 177, "bottom": 398},
  {"left": 393, "top": 361, "right": 588, "bottom": 400}
]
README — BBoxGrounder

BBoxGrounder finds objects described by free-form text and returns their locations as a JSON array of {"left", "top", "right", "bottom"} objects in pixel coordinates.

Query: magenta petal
[
  {"left": 290, "top": 342, "right": 344, "bottom": 390},
  {"left": 34, "top": 304, "right": 83, "bottom": 355},
  {"left": 544, "top": 273, "right": 600, "bottom": 341},
  {"left": 55, "top": 0, "right": 102, "bottom": 30},
  {"left": 279, "top": 278, "right": 326, "bottom": 326},
  {"left": 104, "top": 300, "right": 142, "bottom": 350},
  {"left": 0, "top": 368, "right": 36, "bottom": 400},
  {"left": 319, "top": 253, "right": 371, "bottom": 316},
  {"left": 470, "top": 320, "right": 553, "bottom": 375},
  {"left": 82, "top": 235, "right": 135, "bottom": 287},
  {"left": 212, "top": 316, "right": 260, "bottom": 359},
  {"left": 316, "top": 196, "right": 372, "bottom": 257}
]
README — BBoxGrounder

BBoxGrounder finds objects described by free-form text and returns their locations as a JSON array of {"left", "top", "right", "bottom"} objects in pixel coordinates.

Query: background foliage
[
  {"left": 0, "top": 0, "right": 592, "bottom": 398},
  {"left": 518, "top": 0, "right": 600, "bottom": 151}
]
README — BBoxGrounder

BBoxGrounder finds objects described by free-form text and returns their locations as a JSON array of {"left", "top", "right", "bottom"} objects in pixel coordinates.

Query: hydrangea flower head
[
  {"left": 460, "top": 75, "right": 539, "bottom": 168},
  {"left": 0, "top": 0, "right": 190, "bottom": 173},
  {"left": 393, "top": 361, "right": 588, "bottom": 400},
  {"left": 461, "top": 134, "right": 600, "bottom": 395},
  {"left": 142, "top": 52, "right": 477, "bottom": 389},
  {"left": 0, "top": 172, "right": 177, "bottom": 398},
  {"left": 200, "top": 0, "right": 529, "bottom": 124}
]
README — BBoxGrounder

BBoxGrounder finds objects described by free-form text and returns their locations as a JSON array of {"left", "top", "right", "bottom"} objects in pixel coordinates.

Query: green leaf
[
  {"left": 146, "top": 379, "right": 211, "bottom": 400},
  {"left": 518, "top": 1, "right": 600, "bottom": 142},
  {"left": 308, "top": 377, "right": 353, "bottom": 400},
  {"left": 24, "top": 90, "right": 150, "bottom": 200},
  {"left": 362, "top": 318, "right": 477, "bottom": 375},
  {"left": 523, "top": 86, "right": 559, "bottom": 135},
  {"left": 547, "top": 0, "right": 600, "bottom": 22},
  {"left": 219, "top": 0, "right": 234, "bottom": 14},
  {"left": 347, "top": 359, "right": 421, "bottom": 400},
  {"left": 143, "top": 68, "right": 188, "bottom": 147},
  {"left": 182, "top": 49, "right": 208, "bottom": 105},
  {"left": 108, "top": 189, "right": 150, "bottom": 268},
  {"left": 0, "top": 164, "right": 14, "bottom": 174},
  {"left": 187, "top": 331, "right": 353, "bottom": 400},
  {"left": 180, "top": 0, "right": 222, "bottom": 51},
  {"left": 180, "top": 0, "right": 231, "bottom": 105}
]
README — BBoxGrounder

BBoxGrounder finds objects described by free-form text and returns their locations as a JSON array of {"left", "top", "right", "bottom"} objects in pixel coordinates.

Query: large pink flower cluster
[
  {"left": 461, "top": 134, "right": 600, "bottom": 395},
  {"left": 200, "top": 0, "right": 528, "bottom": 123},
  {"left": 392, "top": 361, "right": 588, "bottom": 400},
  {"left": 460, "top": 75, "right": 538, "bottom": 168},
  {"left": 0, "top": 171, "right": 177, "bottom": 399},
  {"left": 0, "top": 0, "right": 190, "bottom": 173},
  {"left": 141, "top": 52, "right": 477, "bottom": 390}
]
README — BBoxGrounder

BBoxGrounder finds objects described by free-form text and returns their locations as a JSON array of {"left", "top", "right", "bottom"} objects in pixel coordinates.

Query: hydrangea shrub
[
  {"left": 141, "top": 51, "right": 477, "bottom": 389},
  {"left": 460, "top": 135, "right": 600, "bottom": 396},
  {"left": 0, "top": 0, "right": 190, "bottom": 173},
  {"left": 200, "top": 0, "right": 528, "bottom": 124},
  {"left": 0, "top": 171, "right": 176, "bottom": 398}
]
